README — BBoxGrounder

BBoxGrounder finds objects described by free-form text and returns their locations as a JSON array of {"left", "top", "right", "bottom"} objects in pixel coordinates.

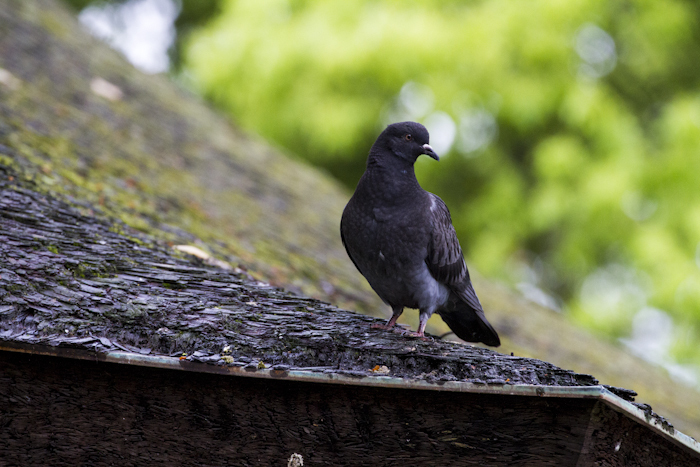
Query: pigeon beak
[{"left": 422, "top": 144, "right": 439, "bottom": 161}]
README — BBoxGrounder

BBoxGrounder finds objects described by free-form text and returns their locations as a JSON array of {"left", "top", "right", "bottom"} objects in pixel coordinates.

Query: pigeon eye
[{"left": 405, "top": 134, "right": 412, "bottom": 141}]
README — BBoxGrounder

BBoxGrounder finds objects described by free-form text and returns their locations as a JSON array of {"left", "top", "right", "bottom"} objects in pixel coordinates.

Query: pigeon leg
[
  {"left": 406, "top": 312, "right": 433, "bottom": 341},
  {"left": 371, "top": 306, "right": 404, "bottom": 330}
]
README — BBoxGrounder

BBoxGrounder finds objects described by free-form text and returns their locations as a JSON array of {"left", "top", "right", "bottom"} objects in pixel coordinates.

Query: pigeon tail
[{"left": 437, "top": 295, "right": 501, "bottom": 347}]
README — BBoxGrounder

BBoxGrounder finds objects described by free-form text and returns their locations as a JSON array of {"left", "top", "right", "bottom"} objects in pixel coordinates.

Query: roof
[
  {"left": 0, "top": 173, "right": 598, "bottom": 386},
  {"left": 1, "top": 0, "right": 700, "bottom": 440},
  {"left": 1, "top": 163, "right": 699, "bottom": 458}
]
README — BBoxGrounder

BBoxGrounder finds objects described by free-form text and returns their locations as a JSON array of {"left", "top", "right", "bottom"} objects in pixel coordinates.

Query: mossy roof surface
[{"left": 0, "top": 167, "right": 605, "bottom": 388}]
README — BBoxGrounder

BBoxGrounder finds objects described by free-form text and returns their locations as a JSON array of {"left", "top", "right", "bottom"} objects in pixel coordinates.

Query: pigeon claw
[
  {"left": 371, "top": 312, "right": 404, "bottom": 332},
  {"left": 406, "top": 332, "right": 433, "bottom": 342},
  {"left": 401, "top": 328, "right": 434, "bottom": 341}
]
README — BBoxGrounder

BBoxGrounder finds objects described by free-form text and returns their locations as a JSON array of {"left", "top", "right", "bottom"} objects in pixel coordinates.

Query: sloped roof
[
  {"left": 0, "top": 172, "right": 596, "bottom": 387},
  {"left": 2, "top": 166, "right": 699, "bottom": 458},
  {"left": 1, "top": 1, "right": 699, "bottom": 458}
]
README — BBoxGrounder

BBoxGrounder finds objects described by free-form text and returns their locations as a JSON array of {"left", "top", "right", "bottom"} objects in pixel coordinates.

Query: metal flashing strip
[{"left": 2, "top": 342, "right": 699, "bottom": 455}]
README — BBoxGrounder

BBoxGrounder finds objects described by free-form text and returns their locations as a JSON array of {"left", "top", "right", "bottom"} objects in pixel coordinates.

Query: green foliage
[{"left": 183, "top": 0, "right": 700, "bottom": 368}]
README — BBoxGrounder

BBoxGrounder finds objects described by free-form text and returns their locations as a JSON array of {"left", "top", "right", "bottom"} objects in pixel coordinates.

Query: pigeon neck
[
  {"left": 365, "top": 152, "right": 421, "bottom": 192},
  {"left": 367, "top": 151, "right": 416, "bottom": 173}
]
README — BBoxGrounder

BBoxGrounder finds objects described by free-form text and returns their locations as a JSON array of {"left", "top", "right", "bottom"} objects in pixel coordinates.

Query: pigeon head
[{"left": 371, "top": 121, "right": 439, "bottom": 164}]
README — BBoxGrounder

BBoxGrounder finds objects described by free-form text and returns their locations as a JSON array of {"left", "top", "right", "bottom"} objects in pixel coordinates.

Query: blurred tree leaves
[{"left": 65, "top": 0, "right": 700, "bottom": 373}]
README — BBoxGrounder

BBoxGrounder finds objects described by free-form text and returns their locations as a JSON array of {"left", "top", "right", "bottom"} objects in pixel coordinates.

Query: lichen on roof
[{"left": 0, "top": 166, "right": 602, "bottom": 388}]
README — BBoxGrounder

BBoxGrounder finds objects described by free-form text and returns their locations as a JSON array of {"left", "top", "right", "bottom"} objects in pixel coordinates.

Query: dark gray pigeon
[{"left": 341, "top": 121, "right": 500, "bottom": 346}]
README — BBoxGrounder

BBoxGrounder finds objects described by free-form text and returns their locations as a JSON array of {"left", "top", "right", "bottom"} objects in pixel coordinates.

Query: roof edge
[{"left": 1, "top": 341, "right": 698, "bottom": 455}]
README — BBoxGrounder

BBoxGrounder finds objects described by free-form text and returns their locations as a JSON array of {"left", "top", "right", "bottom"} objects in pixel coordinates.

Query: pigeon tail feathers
[{"left": 437, "top": 294, "right": 501, "bottom": 346}]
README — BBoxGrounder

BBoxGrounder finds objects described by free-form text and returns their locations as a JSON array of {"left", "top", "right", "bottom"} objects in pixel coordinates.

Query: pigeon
[{"left": 340, "top": 121, "right": 500, "bottom": 346}]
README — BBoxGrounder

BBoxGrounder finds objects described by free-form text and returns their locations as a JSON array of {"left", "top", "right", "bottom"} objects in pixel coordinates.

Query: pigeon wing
[
  {"left": 426, "top": 194, "right": 466, "bottom": 284},
  {"left": 426, "top": 194, "right": 484, "bottom": 311}
]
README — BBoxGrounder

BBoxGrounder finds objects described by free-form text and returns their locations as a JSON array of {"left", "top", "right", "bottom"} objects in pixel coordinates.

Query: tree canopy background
[{"left": 64, "top": 0, "right": 700, "bottom": 386}]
